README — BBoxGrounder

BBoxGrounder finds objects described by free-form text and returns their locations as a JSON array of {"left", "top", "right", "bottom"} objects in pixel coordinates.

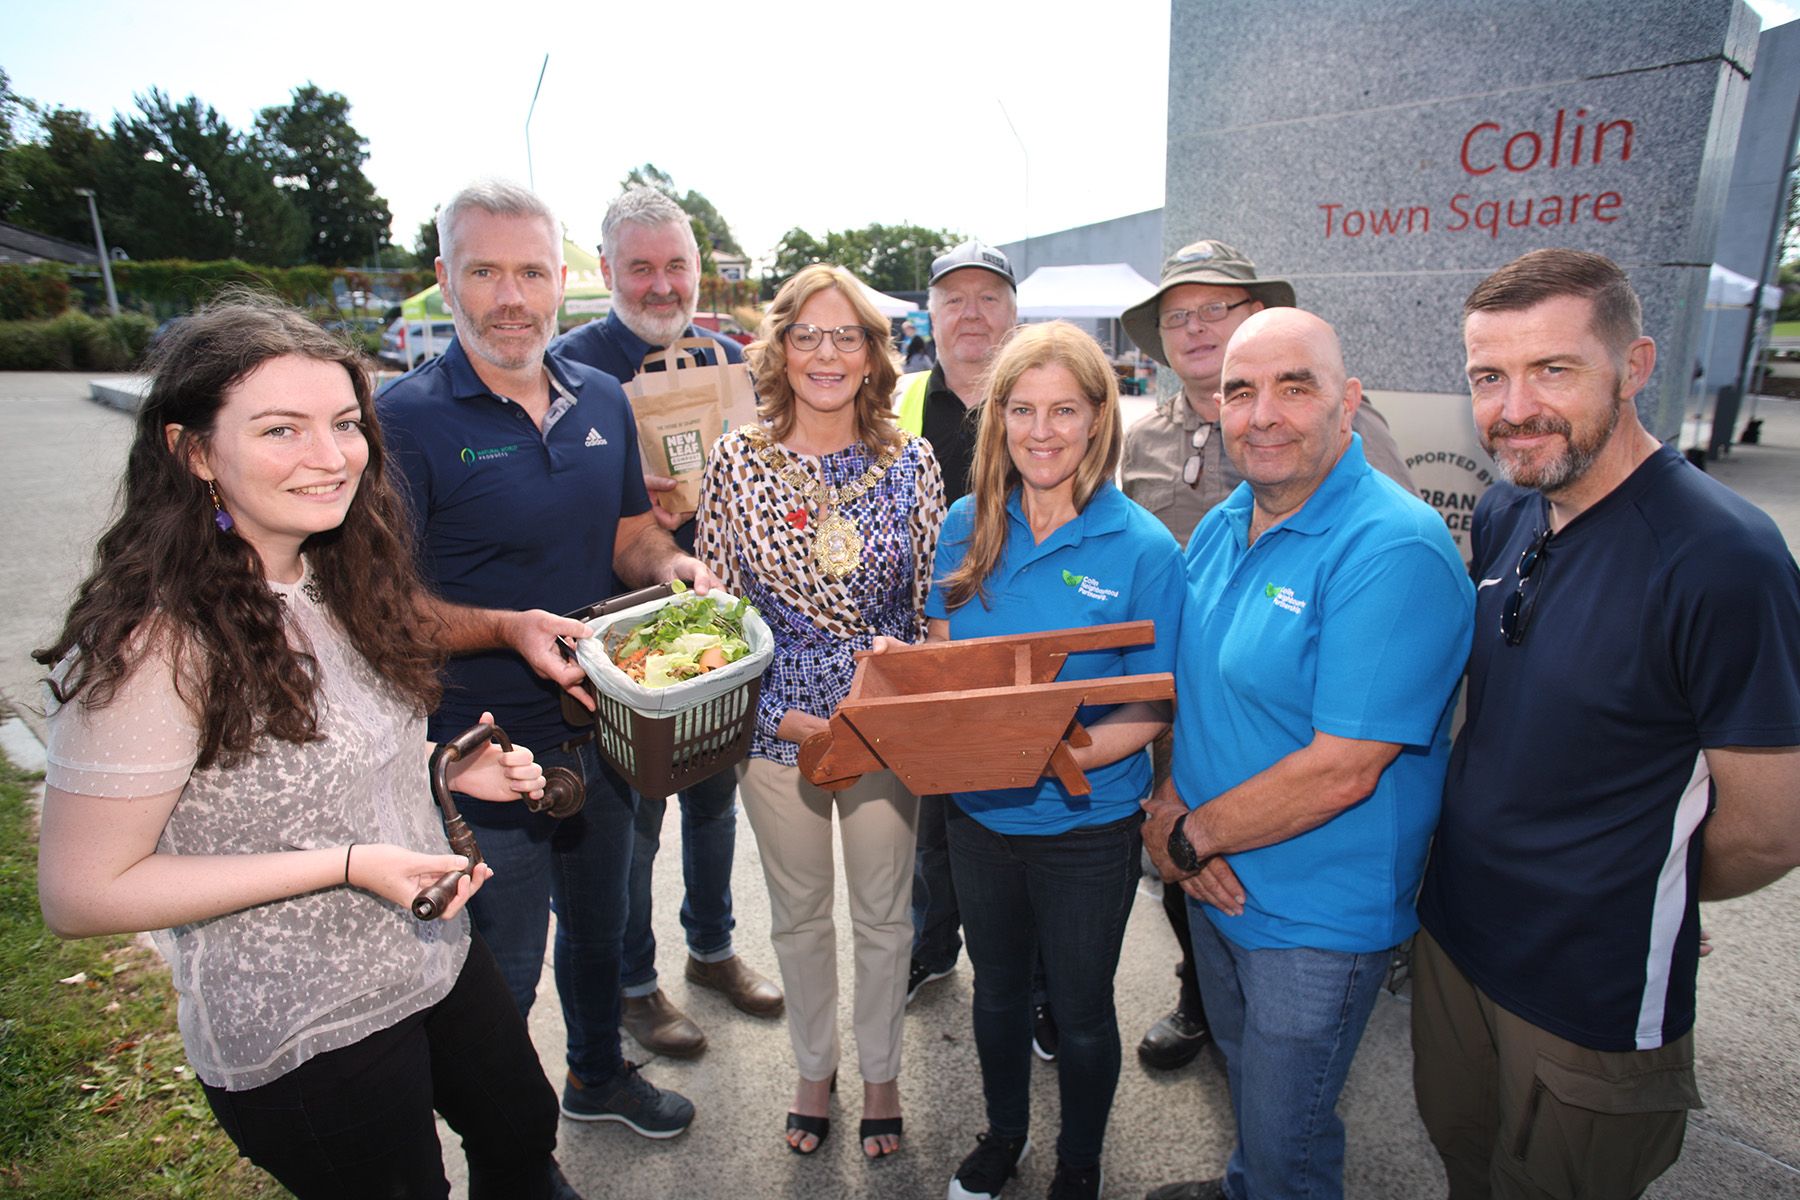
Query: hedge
[
  {"left": 0, "top": 312, "right": 157, "bottom": 371},
  {"left": 0, "top": 259, "right": 432, "bottom": 320},
  {"left": 0, "top": 264, "right": 73, "bottom": 321}
]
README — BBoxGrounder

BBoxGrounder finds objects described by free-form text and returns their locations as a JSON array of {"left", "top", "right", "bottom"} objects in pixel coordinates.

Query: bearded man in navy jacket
[{"left": 550, "top": 185, "right": 781, "bottom": 1060}]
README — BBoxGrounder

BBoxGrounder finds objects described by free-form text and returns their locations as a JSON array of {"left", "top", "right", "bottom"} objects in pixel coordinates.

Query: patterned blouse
[{"left": 695, "top": 424, "right": 945, "bottom": 765}]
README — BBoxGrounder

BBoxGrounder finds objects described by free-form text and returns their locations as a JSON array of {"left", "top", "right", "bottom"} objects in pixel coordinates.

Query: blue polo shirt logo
[
  {"left": 1265, "top": 582, "right": 1308, "bottom": 614},
  {"left": 1060, "top": 568, "right": 1119, "bottom": 602},
  {"left": 459, "top": 443, "right": 522, "bottom": 465}
]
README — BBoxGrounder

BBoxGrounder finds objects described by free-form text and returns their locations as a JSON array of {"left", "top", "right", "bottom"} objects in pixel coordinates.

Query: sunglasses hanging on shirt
[
  {"left": 1183, "top": 423, "right": 1214, "bottom": 488},
  {"left": 1500, "top": 526, "right": 1553, "bottom": 646}
]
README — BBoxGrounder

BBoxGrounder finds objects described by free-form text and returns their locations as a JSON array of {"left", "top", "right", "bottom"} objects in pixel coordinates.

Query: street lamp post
[
  {"left": 525, "top": 54, "right": 549, "bottom": 191},
  {"left": 72, "top": 187, "right": 120, "bottom": 317},
  {"left": 996, "top": 100, "right": 1030, "bottom": 280}
]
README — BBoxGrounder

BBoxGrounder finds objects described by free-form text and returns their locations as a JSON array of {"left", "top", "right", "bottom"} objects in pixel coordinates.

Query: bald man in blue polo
[{"left": 1141, "top": 309, "right": 1473, "bottom": 1200}]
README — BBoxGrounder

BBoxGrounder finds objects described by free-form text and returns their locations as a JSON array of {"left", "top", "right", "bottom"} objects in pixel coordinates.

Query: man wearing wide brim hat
[
  {"left": 1120, "top": 239, "right": 1414, "bottom": 547},
  {"left": 1119, "top": 239, "right": 1297, "bottom": 367},
  {"left": 1116, "top": 240, "right": 1417, "bottom": 1083}
]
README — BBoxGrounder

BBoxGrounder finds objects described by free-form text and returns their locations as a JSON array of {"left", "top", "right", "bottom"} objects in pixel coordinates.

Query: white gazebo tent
[
  {"left": 1013, "top": 262, "right": 1160, "bottom": 370},
  {"left": 1698, "top": 262, "right": 1787, "bottom": 451},
  {"left": 853, "top": 276, "right": 915, "bottom": 319},
  {"left": 1014, "top": 263, "right": 1159, "bottom": 319}
]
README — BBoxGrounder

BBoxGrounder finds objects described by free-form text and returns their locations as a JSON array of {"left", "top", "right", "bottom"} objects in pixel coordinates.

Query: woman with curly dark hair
[{"left": 34, "top": 293, "right": 579, "bottom": 1199}]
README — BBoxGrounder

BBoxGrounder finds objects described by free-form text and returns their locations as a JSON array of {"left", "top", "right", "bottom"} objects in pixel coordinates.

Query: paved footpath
[{"left": 1, "top": 373, "right": 1794, "bottom": 1199}]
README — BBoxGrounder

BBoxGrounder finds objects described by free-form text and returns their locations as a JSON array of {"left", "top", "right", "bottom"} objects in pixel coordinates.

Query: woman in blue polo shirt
[{"left": 929, "top": 321, "right": 1180, "bottom": 1200}]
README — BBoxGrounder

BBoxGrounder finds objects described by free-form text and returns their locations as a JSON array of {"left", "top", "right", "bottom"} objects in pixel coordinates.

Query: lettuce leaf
[{"left": 643, "top": 652, "right": 700, "bottom": 688}]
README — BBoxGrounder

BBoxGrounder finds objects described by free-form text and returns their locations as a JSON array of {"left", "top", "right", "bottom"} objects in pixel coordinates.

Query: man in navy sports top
[
  {"left": 380, "top": 180, "right": 711, "bottom": 1141},
  {"left": 1413, "top": 248, "right": 1800, "bottom": 1199}
]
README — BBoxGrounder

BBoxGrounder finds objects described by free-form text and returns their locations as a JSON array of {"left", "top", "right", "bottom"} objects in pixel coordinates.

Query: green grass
[
  {"left": 0, "top": 754, "right": 273, "bottom": 1198},
  {"left": 1774, "top": 321, "right": 1800, "bottom": 339}
]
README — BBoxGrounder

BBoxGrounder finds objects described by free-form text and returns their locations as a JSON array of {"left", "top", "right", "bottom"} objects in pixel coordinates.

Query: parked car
[
  {"left": 379, "top": 319, "right": 458, "bottom": 368},
  {"left": 692, "top": 310, "right": 752, "bottom": 345},
  {"left": 324, "top": 316, "right": 388, "bottom": 336}
]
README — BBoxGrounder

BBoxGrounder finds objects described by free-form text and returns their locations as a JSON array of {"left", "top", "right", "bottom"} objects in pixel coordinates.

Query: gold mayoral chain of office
[{"left": 748, "top": 425, "right": 909, "bottom": 579}]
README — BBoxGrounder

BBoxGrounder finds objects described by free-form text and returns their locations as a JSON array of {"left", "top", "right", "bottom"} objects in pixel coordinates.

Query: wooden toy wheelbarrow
[{"left": 797, "top": 621, "right": 1174, "bottom": 797}]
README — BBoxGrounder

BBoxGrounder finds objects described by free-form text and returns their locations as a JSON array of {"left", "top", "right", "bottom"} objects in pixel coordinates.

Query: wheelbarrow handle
[
  {"left": 560, "top": 584, "right": 678, "bottom": 626},
  {"left": 413, "top": 723, "right": 509, "bottom": 922},
  {"left": 413, "top": 722, "right": 586, "bottom": 919},
  {"left": 411, "top": 870, "right": 466, "bottom": 920}
]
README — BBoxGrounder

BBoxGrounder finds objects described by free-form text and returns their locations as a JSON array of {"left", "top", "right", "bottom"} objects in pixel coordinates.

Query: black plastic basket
[{"left": 560, "top": 586, "right": 760, "bottom": 797}]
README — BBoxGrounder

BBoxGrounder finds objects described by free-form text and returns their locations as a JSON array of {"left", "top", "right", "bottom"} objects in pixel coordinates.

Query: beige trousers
[{"left": 736, "top": 757, "right": 918, "bottom": 1083}]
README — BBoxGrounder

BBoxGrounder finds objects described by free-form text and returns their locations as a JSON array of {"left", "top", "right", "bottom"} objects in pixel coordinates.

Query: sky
[{"left": 3, "top": 0, "right": 1793, "bottom": 272}]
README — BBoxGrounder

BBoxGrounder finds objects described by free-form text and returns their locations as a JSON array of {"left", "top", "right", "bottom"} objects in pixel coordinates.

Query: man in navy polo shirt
[
  {"left": 1141, "top": 309, "right": 1473, "bottom": 1200},
  {"left": 379, "top": 180, "right": 711, "bottom": 1140},
  {"left": 1413, "top": 249, "right": 1800, "bottom": 1199},
  {"left": 550, "top": 185, "right": 781, "bottom": 1061}
]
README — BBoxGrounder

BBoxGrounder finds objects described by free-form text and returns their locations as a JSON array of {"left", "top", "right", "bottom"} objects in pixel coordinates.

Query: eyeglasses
[
  {"left": 1158, "top": 298, "right": 1256, "bottom": 330},
  {"left": 784, "top": 324, "right": 870, "bottom": 352},
  {"left": 1500, "top": 527, "right": 1552, "bottom": 646},
  {"left": 1183, "top": 423, "right": 1213, "bottom": 487}
]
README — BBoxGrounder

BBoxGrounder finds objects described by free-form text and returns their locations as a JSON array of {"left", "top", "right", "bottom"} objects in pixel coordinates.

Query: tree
[
  {"left": 766, "top": 222, "right": 959, "bottom": 295},
  {"left": 621, "top": 162, "right": 743, "bottom": 257},
  {"left": 413, "top": 206, "right": 441, "bottom": 268},
  {"left": 102, "top": 89, "right": 306, "bottom": 264},
  {"left": 253, "top": 84, "right": 394, "bottom": 266},
  {"left": 768, "top": 227, "right": 827, "bottom": 287},
  {"left": 0, "top": 67, "right": 21, "bottom": 216},
  {"left": 0, "top": 71, "right": 122, "bottom": 248},
  {"left": 2, "top": 104, "right": 109, "bottom": 244}
]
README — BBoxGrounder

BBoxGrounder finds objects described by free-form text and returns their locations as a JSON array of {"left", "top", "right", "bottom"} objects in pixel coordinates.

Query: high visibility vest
[{"left": 895, "top": 370, "right": 931, "bottom": 435}]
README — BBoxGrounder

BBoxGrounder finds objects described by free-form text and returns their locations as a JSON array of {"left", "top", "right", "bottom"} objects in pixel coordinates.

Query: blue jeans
[
  {"left": 947, "top": 801, "right": 1142, "bottom": 1170},
  {"left": 620, "top": 767, "right": 739, "bottom": 996},
  {"left": 457, "top": 739, "right": 634, "bottom": 1088},
  {"left": 910, "top": 792, "right": 963, "bottom": 972},
  {"left": 1186, "top": 906, "right": 1388, "bottom": 1200}
]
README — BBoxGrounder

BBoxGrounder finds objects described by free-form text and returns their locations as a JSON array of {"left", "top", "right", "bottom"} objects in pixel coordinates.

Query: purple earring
[{"left": 208, "top": 481, "right": 234, "bottom": 533}]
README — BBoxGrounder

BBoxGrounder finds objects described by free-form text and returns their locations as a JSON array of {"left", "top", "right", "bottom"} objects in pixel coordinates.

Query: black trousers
[
  {"left": 202, "top": 934, "right": 560, "bottom": 1200},
  {"left": 1150, "top": 730, "right": 1208, "bottom": 1025},
  {"left": 1160, "top": 877, "right": 1208, "bottom": 1020}
]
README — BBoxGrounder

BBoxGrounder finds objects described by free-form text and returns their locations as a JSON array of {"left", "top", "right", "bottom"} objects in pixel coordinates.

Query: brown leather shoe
[
  {"left": 621, "top": 989, "right": 706, "bottom": 1058},
  {"left": 685, "top": 954, "right": 785, "bottom": 1017}
]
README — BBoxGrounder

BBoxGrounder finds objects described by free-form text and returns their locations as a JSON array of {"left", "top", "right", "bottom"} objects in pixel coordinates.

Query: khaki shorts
[{"left": 1410, "top": 928, "right": 1701, "bottom": 1200}]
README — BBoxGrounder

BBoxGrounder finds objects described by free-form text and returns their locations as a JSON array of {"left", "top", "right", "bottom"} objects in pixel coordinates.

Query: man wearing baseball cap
[
  {"left": 1118, "top": 241, "right": 1416, "bottom": 1077},
  {"left": 895, "top": 239, "right": 1018, "bottom": 506}
]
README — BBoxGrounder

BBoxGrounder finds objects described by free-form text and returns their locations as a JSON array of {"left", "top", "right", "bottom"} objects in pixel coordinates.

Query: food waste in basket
[{"left": 570, "top": 586, "right": 774, "bottom": 793}]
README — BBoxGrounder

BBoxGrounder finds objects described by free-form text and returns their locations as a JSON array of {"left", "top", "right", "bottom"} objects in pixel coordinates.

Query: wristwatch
[{"left": 1167, "top": 812, "right": 1206, "bottom": 873}]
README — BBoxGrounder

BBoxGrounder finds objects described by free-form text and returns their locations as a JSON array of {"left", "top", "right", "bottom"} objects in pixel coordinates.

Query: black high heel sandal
[
  {"left": 858, "top": 1115, "right": 903, "bottom": 1160},
  {"left": 784, "top": 1071, "right": 837, "bottom": 1155}
]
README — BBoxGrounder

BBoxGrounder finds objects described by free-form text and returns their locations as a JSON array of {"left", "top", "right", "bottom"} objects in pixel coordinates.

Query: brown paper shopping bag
[{"left": 623, "top": 337, "right": 758, "bottom": 517}]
